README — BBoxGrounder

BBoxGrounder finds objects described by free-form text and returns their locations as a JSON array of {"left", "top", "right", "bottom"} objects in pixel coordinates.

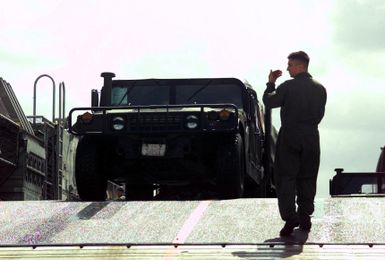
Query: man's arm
[
  {"left": 318, "top": 86, "right": 327, "bottom": 121},
  {"left": 262, "top": 70, "right": 286, "bottom": 108}
]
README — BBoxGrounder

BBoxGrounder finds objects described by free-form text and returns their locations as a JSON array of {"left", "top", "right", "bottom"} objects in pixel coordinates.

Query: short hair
[{"left": 288, "top": 51, "right": 310, "bottom": 67}]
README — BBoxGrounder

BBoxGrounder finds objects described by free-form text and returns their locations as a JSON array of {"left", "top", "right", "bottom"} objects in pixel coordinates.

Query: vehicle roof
[{"left": 111, "top": 77, "right": 247, "bottom": 88}]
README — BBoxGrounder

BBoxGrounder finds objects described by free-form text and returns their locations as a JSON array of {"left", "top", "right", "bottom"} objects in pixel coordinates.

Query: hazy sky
[{"left": 1, "top": 0, "right": 384, "bottom": 197}]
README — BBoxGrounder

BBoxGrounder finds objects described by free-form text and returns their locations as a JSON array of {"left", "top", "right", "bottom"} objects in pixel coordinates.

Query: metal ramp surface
[
  {"left": 0, "top": 198, "right": 384, "bottom": 259},
  {"left": 0, "top": 78, "right": 34, "bottom": 135}
]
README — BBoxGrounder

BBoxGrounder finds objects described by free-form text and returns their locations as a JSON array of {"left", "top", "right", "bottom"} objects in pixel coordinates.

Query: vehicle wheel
[
  {"left": 244, "top": 174, "right": 260, "bottom": 198},
  {"left": 125, "top": 184, "right": 154, "bottom": 201},
  {"left": 216, "top": 133, "right": 245, "bottom": 199},
  {"left": 266, "top": 165, "right": 277, "bottom": 198},
  {"left": 256, "top": 173, "right": 267, "bottom": 197},
  {"left": 75, "top": 137, "right": 107, "bottom": 201}
]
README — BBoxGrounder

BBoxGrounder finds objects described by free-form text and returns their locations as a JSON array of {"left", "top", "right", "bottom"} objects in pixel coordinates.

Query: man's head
[{"left": 287, "top": 51, "right": 309, "bottom": 77}]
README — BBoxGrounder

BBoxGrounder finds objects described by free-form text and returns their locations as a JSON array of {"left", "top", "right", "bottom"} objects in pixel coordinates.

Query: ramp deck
[{"left": 0, "top": 197, "right": 384, "bottom": 259}]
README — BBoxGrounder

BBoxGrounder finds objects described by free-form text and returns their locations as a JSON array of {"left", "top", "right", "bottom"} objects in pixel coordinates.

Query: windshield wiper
[
  {"left": 118, "top": 84, "right": 136, "bottom": 105},
  {"left": 186, "top": 80, "right": 212, "bottom": 102}
]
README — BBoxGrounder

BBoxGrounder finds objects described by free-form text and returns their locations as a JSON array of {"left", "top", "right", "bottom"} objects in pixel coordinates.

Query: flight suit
[{"left": 263, "top": 72, "right": 327, "bottom": 222}]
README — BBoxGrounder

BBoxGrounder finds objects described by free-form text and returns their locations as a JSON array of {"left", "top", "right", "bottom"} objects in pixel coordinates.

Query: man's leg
[
  {"left": 297, "top": 133, "right": 320, "bottom": 231},
  {"left": 274, "top": 131, "right": 301, "bottom": 235}
]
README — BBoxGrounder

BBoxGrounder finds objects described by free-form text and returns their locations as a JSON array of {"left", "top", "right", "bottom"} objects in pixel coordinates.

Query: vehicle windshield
[
  {"left": 111, "top": 83, "right": 243, "bottom": 107},
  {"left": 112, "top": 85, "right": 169, "bottom": 106}
]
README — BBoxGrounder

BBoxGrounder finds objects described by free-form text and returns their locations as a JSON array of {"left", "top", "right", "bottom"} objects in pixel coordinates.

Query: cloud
[
  {"left": 0, "top": 49, "right": 39, "bottom": 67},
  {"left": 332, "top": 0, "right": 385, "bottom": 52},
  {"left": 329, "top": 0, "right": 385, "bottom": 80}
]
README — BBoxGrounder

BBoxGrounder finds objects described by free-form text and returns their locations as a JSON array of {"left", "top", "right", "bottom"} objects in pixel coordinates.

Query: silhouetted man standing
[{"left": 263, "top": 51, "right": 327, "bottom": 236}]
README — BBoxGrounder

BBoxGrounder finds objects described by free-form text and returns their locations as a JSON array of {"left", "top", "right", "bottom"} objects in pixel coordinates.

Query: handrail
[
  {"left": 33, "top": 74, "right": 56, "bottom": 124},
  {"left": 59, "top": 81, "right": 66, "bottom": 125}
]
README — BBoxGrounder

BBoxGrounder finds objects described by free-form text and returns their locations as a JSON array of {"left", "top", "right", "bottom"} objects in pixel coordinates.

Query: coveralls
[{"left": 263, "top": 72, "right": 327, "bottom": 222}]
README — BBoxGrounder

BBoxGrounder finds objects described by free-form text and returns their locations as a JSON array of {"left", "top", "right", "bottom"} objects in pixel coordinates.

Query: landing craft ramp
[{"left": 0, "top": 198, "right": 384, "bottom": 259}]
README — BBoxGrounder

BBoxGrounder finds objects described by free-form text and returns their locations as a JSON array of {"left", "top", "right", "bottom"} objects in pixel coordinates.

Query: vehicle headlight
[
  {"left": 79, "top": 112, "right": 93, "bottom": 124},
  {"left": 185, "top": 115, "right": 199, "bottom": 129},
  {"left": 218, "top": 109, "right": 231, "bottom": 121},
  {"left": 112, "top": 116, "right": 125, "bottom": 131}
]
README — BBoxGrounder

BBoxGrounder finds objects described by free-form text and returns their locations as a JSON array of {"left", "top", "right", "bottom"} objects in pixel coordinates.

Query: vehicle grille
[{"left": 127, "top": 113, "right": 185, "bottom": 131}]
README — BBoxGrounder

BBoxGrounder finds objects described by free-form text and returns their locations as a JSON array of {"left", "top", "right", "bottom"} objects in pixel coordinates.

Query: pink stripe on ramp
[{"left": 172, "top": 200, "right": 211, "bottom": 244}]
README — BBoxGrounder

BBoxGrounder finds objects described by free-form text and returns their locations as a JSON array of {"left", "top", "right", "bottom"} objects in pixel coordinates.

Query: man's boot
[
  {"left": 299, "top": 215, "right": 312, "bottom": 231},
  {"left": 279, "top": 219, "right": 299, "bottom": 236}
]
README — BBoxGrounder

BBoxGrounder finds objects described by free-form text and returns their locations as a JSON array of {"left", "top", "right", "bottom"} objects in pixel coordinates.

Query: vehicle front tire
[
  {"left": 216, "top": 133, "right": 245, "bottom": 199},
  {"left": 75, "top": 137, "right": 107, "bottom": 201}
]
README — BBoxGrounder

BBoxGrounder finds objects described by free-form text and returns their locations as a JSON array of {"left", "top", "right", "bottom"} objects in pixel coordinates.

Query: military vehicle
[
  {"left": 68, "top": 73, "right": 276, "bottom": 201},
  {"left": 330, "top": 146, "right": 385, "bottom": 196}
]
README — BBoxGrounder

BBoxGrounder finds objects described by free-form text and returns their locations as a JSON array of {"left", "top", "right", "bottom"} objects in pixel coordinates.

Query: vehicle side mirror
[
  {"left": 91, "top": 89, "right": 99, "bottom": 107},
  {"left": 248, "top": 95, "right": 256, "bottom": 117}
]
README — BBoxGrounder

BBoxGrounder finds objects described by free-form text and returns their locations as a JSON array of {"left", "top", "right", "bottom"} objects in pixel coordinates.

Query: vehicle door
[{"left": 246, "top": 89, "right": 263, "bottom": 167}]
